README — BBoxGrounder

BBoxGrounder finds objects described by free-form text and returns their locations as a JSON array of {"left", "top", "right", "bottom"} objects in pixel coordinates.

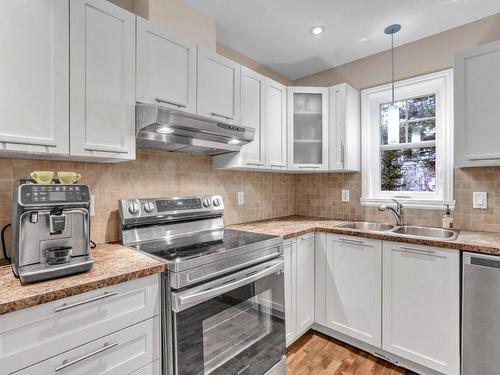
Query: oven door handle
[{"left": 171, "top": 260, "right": 283, "bottom": 312}]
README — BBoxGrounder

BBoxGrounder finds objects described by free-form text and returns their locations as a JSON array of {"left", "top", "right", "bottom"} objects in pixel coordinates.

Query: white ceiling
[{"left": 185, "top": 0, "right": 500, "bottom": 80}]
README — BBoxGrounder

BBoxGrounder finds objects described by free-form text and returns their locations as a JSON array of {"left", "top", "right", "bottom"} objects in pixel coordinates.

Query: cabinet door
[
  {"left": 197, "top": 47, "right": 241, "bottom": 124},
  {"left": 265, "top": 79, "right": 287, "bottom": 170},
  {"left": 136, "top": 17, "right": 196, "bottom": 113},
  {"left": 240, "top": 67, "right": 266, "bottom": 167},
  {"left": 70, "top": 0, "right": 136, "bottom": 160},
  {"left": 0, "top": 0, "right": 69, "bottom": 155},
  {"left": 283, "top": 239, "right": 297, "bottom": 346},
  {"left": 455, "top": 40, "right": 500, "bottom": 167},
  {"left": 329, "top": 83, "right": 360, "bottom": 171},
  {"left": 382, "top": 241, "right": 460, "bottom": 375},
  {"left": 325, "top": 234, "right": 382, "bottom": 347},
  {"left": 287, "top": 87, "right": 328, "bottom": 171},
  {"left": 295, "top": 234, "right": 315, "bottom": 335}
]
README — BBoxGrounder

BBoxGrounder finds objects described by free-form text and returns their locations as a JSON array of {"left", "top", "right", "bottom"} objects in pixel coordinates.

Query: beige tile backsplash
[{"left": 1, "top": 151, "right": 499, "bottom": 259}]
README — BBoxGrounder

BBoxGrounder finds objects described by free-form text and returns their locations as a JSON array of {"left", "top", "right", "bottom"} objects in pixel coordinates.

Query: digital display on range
[
  {"left": 49, "top": 191, "right": 66, "bottom": 201},
  {"left": 156, "top": 198, "right": 202, "bottom": 212}
]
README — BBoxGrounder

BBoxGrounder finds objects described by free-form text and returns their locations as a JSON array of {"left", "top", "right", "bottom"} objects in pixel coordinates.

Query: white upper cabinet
[
  {"left": 0, "top": 0, "right": 69, "bottom": 156},
  {"left": 455, "top": 40, "right": 500, "bottom": 167},
  {"left": 329, "top": 83, "right": 360, "bottom": 171},
  {"left": 325, "top": 234, "right": 382, "bottom": 347},
  {"left": 265, "top": 79, "right": 287, "bottom": 170},
  {"left": 382, "top": 241, "right": 460, "bottom": 375},
  {"left": 197, "top": 47, "right": 241, "bottom": 124},
  {"left": 70, "top": 0, "right": 136, "bottom": 161},
  {"left": 295, "top": 234, "right": 315, "bottom": 336},
  {"left": 287, "top": 87, "right": 329, "bottom": 171},
  {"left": 213, "top": 67, "right": 266, "bottom": 170},
  {"left": 136, "top": 17, "right": 196, "bottom": 113}
]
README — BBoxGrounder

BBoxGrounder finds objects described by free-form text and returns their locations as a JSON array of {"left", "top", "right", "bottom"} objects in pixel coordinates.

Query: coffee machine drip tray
[{"left": 18, "top": 255, "right": 94, "bottom": 283}]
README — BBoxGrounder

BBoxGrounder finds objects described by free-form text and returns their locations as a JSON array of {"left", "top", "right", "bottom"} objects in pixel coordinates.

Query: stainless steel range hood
[{"left": 135, "top": 103, "right": 255, "bottom": 155}]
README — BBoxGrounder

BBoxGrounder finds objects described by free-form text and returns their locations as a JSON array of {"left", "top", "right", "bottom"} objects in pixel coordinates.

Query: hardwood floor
[{"left": 286, "top": 330, "right": 417, "bottom": 375}]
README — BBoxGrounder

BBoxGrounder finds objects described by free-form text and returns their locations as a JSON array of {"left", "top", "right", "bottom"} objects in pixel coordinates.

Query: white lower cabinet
[
  {"left": 13, "top": 317, "right": 160, "bottom": 375},
  {"left": 284, "top": 233, "right": 315, "bottom": 346},
  {"left": 0, "top": 275, "right": 160, "bottom": 375},
  {"left": 324, "top": 234, "right": 382, "bottom": 347},
  {"left": 382, "top": 241, "right": 460, "bottom": 375}
]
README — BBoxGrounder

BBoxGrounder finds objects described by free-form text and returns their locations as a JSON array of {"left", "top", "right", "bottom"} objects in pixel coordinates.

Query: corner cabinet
[
  {"left": 265, "top": 79, "right": 288, "bottom": 170},
  {"left": 287, "top": 87, "right": 329, "bottom": 171},
  {"left": 197, "top": 48, "right": 241, "bottom": 124},
  {"left": 70, "top": 0, "right": 136, "bottom": 161},
  {"left": 136, "top": 17, "right": 197, "bottom": 114},
  {"left": 382, "top": 241, "right": 460, "bottom": 375},
  {"left": 0, "top": 0, "right": 69, "bottom": 156},
  {"left": 329, "top": 83, "right": 360, "bottom": 171},
  {"left": 324, "top": 234, "right": 382, "bottom": 347},
  {"left": 455, "top": 40, "right": 500, "bottom": 167}
]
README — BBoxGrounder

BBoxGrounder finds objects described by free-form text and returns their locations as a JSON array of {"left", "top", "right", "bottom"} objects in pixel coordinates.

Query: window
[{"left": 361, "top": 70, "right": 454, "bottom": 209}]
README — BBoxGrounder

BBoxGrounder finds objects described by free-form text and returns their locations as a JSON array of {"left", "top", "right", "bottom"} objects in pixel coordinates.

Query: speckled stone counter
[
  {"left": 229, "top": 215, "right": 500, "bottom": 256},
  {"left": 0, "top": 243, "right": 164, "bottom": 315}
]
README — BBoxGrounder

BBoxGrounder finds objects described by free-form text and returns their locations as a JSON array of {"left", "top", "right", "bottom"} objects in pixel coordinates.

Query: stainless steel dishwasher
[{"left": 462, "top": 252, "right": 500, "bottom": 374}]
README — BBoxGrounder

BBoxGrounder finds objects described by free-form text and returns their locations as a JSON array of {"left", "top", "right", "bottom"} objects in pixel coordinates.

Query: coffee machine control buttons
[
  {"left": 128, "top": 202, "right": 140, "bottom": 214},
  {"left": 212, "top": 198, "right": 222, "bottom": 207},
  {"left": 143, "top": 201, "right": 155, "bottom": 213},
  {"left": 202, "top": 198, "right": 212, "bottom": 207}
]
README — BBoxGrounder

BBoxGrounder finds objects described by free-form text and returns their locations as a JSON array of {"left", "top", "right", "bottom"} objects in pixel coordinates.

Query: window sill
[{"left": 360, "top": 197, "right": 455, "bottom": 210}]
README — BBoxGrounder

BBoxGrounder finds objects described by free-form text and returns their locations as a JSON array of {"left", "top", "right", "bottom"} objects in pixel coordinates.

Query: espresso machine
[{"left": 11, "top": 180, "right": 94, "bottom": 283}]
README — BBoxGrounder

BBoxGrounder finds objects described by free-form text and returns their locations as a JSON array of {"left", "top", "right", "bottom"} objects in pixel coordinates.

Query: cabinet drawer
[
  {"left": 1, "top": 275, "right": 159, "bottom": 375},
  {"left": 13, "top": 317, "right": 160, "bottom": 375}
]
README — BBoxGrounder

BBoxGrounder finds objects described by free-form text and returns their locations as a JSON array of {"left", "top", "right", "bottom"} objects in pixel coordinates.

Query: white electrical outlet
[
  {"left": 90, "top": 195, "right": 96, "bottom": 216},
  {"left": 341, "top": 189, "right": 350, "bottom": 203},
  {"left": 473, "top": 192, "right": 487, "bottom": 209},
  {"left": 238, "top": 191, "right": 244, "bottom": 205}
]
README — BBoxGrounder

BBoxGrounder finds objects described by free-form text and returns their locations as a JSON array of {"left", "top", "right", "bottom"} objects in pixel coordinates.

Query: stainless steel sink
[
  {"left": 391, "top": 225, "right": 459, "bottom": 240},
  {"left": 339, "top": 222, "right": 394, "bottom": 231}
]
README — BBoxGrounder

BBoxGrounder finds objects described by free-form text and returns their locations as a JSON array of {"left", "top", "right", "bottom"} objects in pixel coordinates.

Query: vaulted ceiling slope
[{"left": 186, "top": 0, "right": 500, "bottom": 80}]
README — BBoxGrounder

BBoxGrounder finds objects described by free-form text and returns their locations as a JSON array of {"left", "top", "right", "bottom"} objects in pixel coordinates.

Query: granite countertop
[
  {"left": 229, "top": 215, "right": 500, "bottom": 256},
  {"left": 0, "top": 243, "right": 164, "bottom": 315}
]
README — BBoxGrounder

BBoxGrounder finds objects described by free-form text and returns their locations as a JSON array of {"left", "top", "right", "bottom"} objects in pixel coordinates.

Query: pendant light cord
[{"left": 391, "top": 33, "right": 395, "bottom": 105}]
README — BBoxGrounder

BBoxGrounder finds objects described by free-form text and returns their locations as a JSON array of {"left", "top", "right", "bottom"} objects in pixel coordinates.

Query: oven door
[{"left": 171, "top": 258, "right": 285, "bottom": 375}]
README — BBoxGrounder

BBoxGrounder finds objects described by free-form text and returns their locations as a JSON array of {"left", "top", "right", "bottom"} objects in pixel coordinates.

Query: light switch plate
[
  {"left": 473, "top": 192, "right": 487, "bottom": 209},
  {"left": 237, "top": 191, "right": 244, "bottom": 205},
  {"left": 341, "top": 190, "right": 350, "bottom": 203}
]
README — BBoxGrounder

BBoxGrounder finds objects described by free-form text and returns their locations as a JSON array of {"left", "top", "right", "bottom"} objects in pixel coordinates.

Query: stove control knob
[
  {"left": 212, "top": 198, "right": 222, "bottom": 207},
  {"left": 143, "top": 201, "right": 155, "bottom": 213},
  {"left": 202, "top": 198, "right": 211, "bottom": 207},
  {"left": 128, "top": 202, "right": 140, "bottom": 214}
]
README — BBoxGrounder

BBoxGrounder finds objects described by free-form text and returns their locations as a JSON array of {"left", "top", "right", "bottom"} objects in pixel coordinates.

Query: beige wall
[{"left": 294, "top": 12, "right": 500, "bottom": 89}]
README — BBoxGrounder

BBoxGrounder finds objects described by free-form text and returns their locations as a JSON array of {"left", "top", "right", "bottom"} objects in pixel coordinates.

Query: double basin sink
[{"left": 338, "top": 222, "right": 459, "bottom": 241}]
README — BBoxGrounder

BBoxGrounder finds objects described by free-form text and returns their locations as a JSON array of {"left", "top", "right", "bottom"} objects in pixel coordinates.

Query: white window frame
[{"left": 360, "top": 69, "right": 454, "bottom": 210}]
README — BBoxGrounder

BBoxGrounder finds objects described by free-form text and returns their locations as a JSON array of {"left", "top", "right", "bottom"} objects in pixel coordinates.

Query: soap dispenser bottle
[{"left": 442, "top": 205, "right": 454, "bottom": 229}]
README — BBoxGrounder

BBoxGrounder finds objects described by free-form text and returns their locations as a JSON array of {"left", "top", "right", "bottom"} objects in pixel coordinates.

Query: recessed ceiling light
[
  {"left": 157, "top": 126, "right": 174, "bottom": 134},
  {"left": 309, "top": 25, "right": 325, "bottom": 36}
]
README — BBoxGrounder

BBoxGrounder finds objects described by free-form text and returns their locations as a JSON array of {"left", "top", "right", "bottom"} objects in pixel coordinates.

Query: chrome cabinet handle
[
  {"left": 398, "top": 246, "right": 436, "bottom": 255},
  {"left": 155, "top": 97, "right": 187, "bottom": 108},
  {"left": 54, "top": 292, "right": 117, "bottom": 312},
  {"left": 0, "top": 137, "right": 57, "bottom": 147},
  {"left": 172, "top": 260, "right": 283, "bottom": 312},
  {"left": 298, "top": 166, "right": 320, "bottom": 169},
  {"left": 84, "top": 146, "right": 129, "bottom": 154},
  {"left": 270, "top": 163, "right": 286, "bottom": 168},
  {"left": 55, "top": 342, "right": 118, "bottom": 372},
  {"left": 334, "top": 238, "right": 372, "bottom": 247},
  {"left": 246, "top": 161, "right": 265, "bottom": 166},
  {"left": 211, "top": 112, "right": 234, "bottom": 120}
]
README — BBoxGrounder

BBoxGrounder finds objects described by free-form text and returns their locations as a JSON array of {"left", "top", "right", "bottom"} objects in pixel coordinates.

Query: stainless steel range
[{"left": 119, "top": 195, "right": 287, "bottom": 375}]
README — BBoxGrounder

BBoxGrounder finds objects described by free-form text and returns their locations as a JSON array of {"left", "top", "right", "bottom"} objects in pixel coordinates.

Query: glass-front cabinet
[{"left": 287, "top": 87, "right": 329, "bottom": 171}]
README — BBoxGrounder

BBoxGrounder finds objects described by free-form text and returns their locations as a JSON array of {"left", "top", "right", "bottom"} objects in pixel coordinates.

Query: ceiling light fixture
[
  {"left": 157, "top": 126, "right": 175, "bottom": 134},
  {"left": 228, "top": 139, "right": 241, "bottom": 145},
  {"left": 384, "top": 24, "right": 402, "bottom": 145},
  {"left": 309, "top": 25, "right": 325, "bottom": 36}
]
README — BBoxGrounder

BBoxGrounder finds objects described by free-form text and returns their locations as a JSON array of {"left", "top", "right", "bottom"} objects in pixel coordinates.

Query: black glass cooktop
[{"left": 131, "top": 229, "right": 279, "bottom": 263}]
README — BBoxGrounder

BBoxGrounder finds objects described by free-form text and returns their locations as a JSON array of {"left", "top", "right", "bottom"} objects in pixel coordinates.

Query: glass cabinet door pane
[{"left": 293, "top": 93, "right": 323, "bottom": 165}]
